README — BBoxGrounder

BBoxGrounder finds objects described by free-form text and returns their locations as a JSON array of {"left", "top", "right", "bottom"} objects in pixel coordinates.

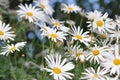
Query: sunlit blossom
[
  {"left": 61, "top": 3, "right": 81, "bottom": 14},
  {"left": 44, "top": 54, "right": 75, "bottom": 80},
  {"left": 0, "top": 42, "right": 26, "bottom": 56},
  {"left": 16, "top": 4, "right": 46, "bottom": 23},
  {"left": 0, "top": 20, "right": 15, "bottom": 41}
]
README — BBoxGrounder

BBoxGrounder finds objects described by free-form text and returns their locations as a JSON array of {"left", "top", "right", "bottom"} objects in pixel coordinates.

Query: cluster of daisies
[
  {"left": 1, "top": 0, "right": 120, "bottom": 79},
  {"left": 0, "top": 20, "right": 26, "bottom": 56}
]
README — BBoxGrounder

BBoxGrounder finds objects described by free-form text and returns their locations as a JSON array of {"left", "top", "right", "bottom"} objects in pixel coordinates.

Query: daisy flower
[
  {"left": 50, "top": 18, "right": 69, "bottom": 32},
  {"left": 0, "top": 20, "right": 15, "bottom": 41},
  {"left": 66, "top": 45, "right": 86, "bottom": 62},
  {"left": 65, "top": 20, "right": 76, "bottom": 26},
  {"left": 79, "top": 9, "right": 87, "bottom": 18},
  {"left": 38, "top": 23, "right": 50, "bottom": 37},
  {"left": 61, "top": 3, "right": 81, "bottom": 14},
  {"left": 86, "top": 44, "right": 110, "bottom": 64},
  {"left": 101, "top": 44, "right": 120, "bottom": 75},
  {"left": 109, "top": 16, "right": 120, "bottom": 38},
  {"left": 34, "top": 0, "right": 54, "bottom": 15},
  {"left": 109, "top": 30, "right": 120, "bottom": 39},
  {"left": 87, "top": 12, "right": 115, "bottom": 34},
  {"left": 44, "top": 54, "right": 75, "bottom": 80},
  {"left": 101, "top": 37, "right": 114, "bottom": 47},
  {"left": 16, "top": 4, "right": 45, "bottom": 23},
  {"left": 0, "top": 42, "right": 26, "bottom": 56},
  {"left": 80, "top": 67, "right": 108, "bottom": 80},
  {"left": 69, "top": 25, "right": 91, "bottom": 46},
  {"left": 74, "top": 47, "right": 85, "bottom": 62},
  {"left": 86, "top": 10, "right": 102, "bottom": 21},
  {"left": 114, "top": 15, "right": 120, "bottom": 28},
  {"left": 93, "top": 18, "right": 115, "bottom": 34},
  {"left": 47, "top": 28, "right": 67, "bottom": 42}
]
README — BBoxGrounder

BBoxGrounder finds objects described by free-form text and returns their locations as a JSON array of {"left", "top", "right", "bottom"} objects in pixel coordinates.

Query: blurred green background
[{"left": 0, "top": 0, "right": 120, "bottom": 80}]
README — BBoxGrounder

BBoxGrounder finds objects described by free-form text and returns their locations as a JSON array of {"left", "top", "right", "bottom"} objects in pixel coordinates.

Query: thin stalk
[
  {"left": 8, "top": 55, "right": 17, "bottom": 80},
  {"left": 79, "top": 18, "right": 83, "bottom": 28}
]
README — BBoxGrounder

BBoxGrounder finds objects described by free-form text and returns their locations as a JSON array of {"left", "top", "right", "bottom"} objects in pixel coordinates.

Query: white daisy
[
  {"left": 44, "top": 54, "right": 75, "bottom": 80},
  {"left": 109, "top": 29, "right": 120, "bottom": 40},
  {"left": 69, "top": 25, "right": 91, "bottom": 46},
  {"left": 101, "top": 44, "right": 120, "bottom": 75},
  {"left": 65, "top": 20, "right": 76, "bottom": 26},
  {"left": 38, "top": 23, "right": 50, "bottom": 37},
  {"left": 47, "top": 28, "right": 67, "bottom": 42},
  {"left": 93, "top": 18, "right": 115, "bottom": 34},
  {"left": 66, "top": 45, "right": 86, "bottom": 62},
  {"left": 87, "top": 12, "right": 115, "bottom": 34},
  {"left": 16, "top": 4, "right": 45, "bottom": 23},
  {"left": 34, "top": 0, "right": 54, "bottom": 15},
  {"left": 80, "top": 67, "right": 108, "bottom": 80},
  {"left": 86, "top": 10, "right": 102, "bottom": 21},
  {"left": 0, "top": 42, "right": 26, "bottom": 56},
  {"left": 74, "top": 48, "right": 85, "bottom": 62},
  {"left": 86, "top": 44, "right": 110, "bottom": 64},
  {"left": 50, "top": 18, "right": 69, "bottom": 32},
  {"left": 101, "top": 37, "right": 114, "bottom": 47},
  {"left": 114, "top": 15, "right": 120, "bottom": 28},
  {"left": 61, "top": 3, "right": 81, "bottom": 14},
  {"left": 79, "top": 9, "right": 87, "bottom": 18},
  {"left": 0, "top": 20, "right": 15, "bottom": 41}
]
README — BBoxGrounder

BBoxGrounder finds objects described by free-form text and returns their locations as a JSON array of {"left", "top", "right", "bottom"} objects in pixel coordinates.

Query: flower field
[{"left": 0, "top": 0, "right": 120, "bottom": 80}]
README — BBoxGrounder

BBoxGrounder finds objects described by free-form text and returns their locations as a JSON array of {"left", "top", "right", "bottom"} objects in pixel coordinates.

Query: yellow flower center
[
  {"left": 53, "top": 67, "right": 61, "bottom": 74},
  {"left": 96, "top": 20, "right": 103, "bottom": 27},
  {"left": 26, "top": 12, "right": 33, "bottom": 17},
  {"left": 50, "top": 33, "right": 58, "bottom": 38},
  {"left": 54, "top": 21, "right": 60, "bottom": 27},
  {"left": 0, "top": 30, "right": 4, "bottom": 36},
  {"left": 40, "top": 4, "right": 46, "bottom": 9},
  {"left": 68, "top": 6, "right": 73, "bottom": 11},
  {"left": 75, "top": 34, "right": 82, "bottom": 40},
  {"left": 10, "top": 46, "right": 16, "bottom": 51},
  {"left": 113, "top": 58, "right": 120, "bottom": 65},
  {"left": 76, "top": 52, "right": 82, "bottom": 57},
  {"left": 93, "top": 49, "right": 100, "bottom": 56},
  {"left": 92, "top": 74, "right": 98, "bottom": 78}
]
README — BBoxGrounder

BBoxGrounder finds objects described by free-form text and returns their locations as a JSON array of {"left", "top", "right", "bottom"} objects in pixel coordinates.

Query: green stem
[
  {"left": 68, "top": 14, "right": 71, "bottom": 20},
  {"left": 49, "top": 40, "right": 55, "bottom": 53},
  {"left": 8, "top": 55, "right": 12, "bottom": 67},
  {"left": 14, "top": 52, "right": 17, "bottom": 67},
  {"left": 51, "top": 41, "right": 54, "bottom": 51},
  {"left": 82, "top": 62, "right": 85, "bottom": 70},
  {"left": 90, "top": 22, "right": 94, "bottom": 47},
  {"left": 16, "top": 23, "right": 25, "bottom": 36},
  {"left": 8, "top": 55, "right": 17, "bottom": 80},
  {"left": 11, "top": 71, "right": 17, "bottom": 80},
  {"left": 41, "top": 41, "right": 45, "bottom": 65},
  {"left": 48, "top": 39, "right": 51, "bottom": 53},
  {"left": 79, "top": 18, "right": 83, "bottom": 28}
]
